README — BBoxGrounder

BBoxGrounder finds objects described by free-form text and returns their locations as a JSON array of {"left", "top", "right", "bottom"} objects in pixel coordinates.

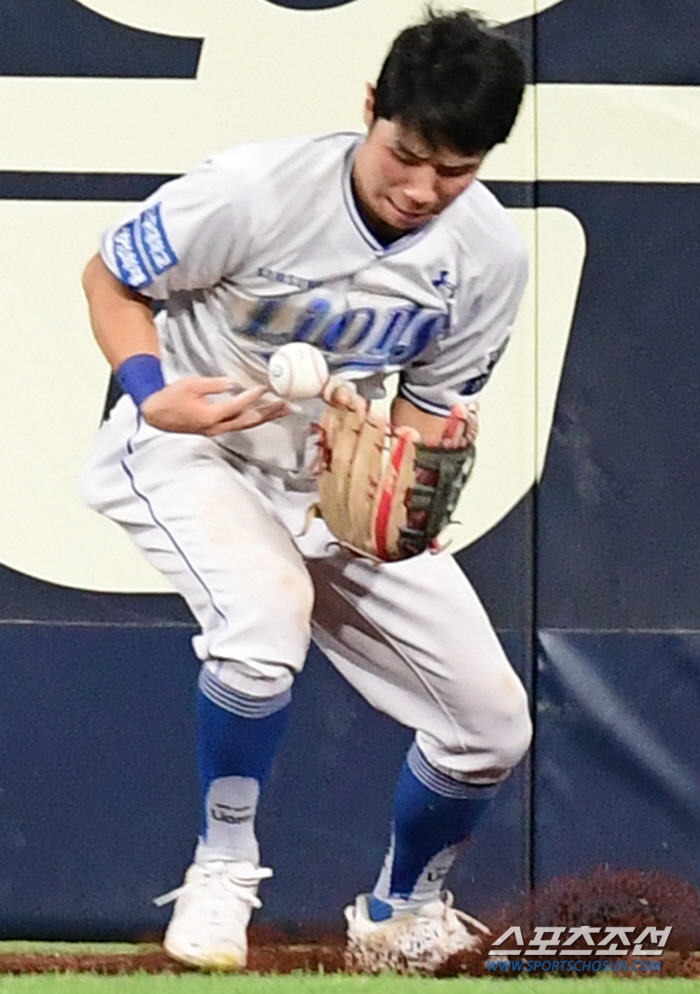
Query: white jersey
[{"left": 100, "top": 132, "right": 527, "bottom": 477}]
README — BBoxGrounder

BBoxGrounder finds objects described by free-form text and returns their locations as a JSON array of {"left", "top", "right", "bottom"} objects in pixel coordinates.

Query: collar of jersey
[{"left": 342, "top": 137, "right": 437, "bottom": 256}]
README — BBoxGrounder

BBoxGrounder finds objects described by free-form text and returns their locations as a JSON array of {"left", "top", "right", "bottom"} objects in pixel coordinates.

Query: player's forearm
[
  {"left": 82, "top": 253, "right": 159, "bottom": 370},
  {"left": 391, "top": 396, "right": 449, "bottom": 447},
  {"left": 391, "top": 396, "right": 478, "bottom": 449}
]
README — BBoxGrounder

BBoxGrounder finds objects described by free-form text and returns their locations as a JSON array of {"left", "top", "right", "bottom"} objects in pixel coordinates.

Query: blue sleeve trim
[{"left": 397, "top": 382, "right": 451, "bottom": 416}]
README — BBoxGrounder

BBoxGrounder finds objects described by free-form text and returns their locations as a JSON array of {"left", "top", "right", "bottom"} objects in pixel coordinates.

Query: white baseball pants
[{"left": 82, "top": 398, "right": 531, "bottom": 784}]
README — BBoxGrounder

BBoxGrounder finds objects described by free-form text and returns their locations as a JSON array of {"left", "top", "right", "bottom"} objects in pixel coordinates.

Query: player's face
[{"left": 352, "top": 113, "right": 484, "bottom": 241}]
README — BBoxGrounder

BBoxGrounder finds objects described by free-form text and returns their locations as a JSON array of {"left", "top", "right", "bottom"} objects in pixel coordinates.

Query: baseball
[{"left": 267, "top": 342, "right": 329, "bottom": 400}]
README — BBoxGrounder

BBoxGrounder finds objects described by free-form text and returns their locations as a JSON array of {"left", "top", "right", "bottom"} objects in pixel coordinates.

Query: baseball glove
[{"left": 312, "top": 398, "right": 476, "bottom": 562}]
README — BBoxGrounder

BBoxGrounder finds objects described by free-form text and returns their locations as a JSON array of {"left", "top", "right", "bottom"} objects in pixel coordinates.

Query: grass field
[
  {"left": 0, "top": 976, "right": 695, "bottom": 993},
  {"left": 0, "top": 943, "right": 692, "bottom": 992}
]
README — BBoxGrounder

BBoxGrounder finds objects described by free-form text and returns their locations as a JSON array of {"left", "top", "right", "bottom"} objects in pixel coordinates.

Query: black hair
[{"left": 373, "top": 7, "right": 526, "bottom": 155}]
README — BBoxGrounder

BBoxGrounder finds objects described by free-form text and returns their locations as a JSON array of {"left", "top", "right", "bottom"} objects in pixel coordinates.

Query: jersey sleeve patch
[
  {"left": 111, "top": 202, "right": 178, "bottom": 290},
  {"left": 112, "top": 220, "right": 151, "bottom": 290},
  {"left": 459, "top": 338, "right": 509, "bottom": 396},
  {"left": 139, "top": 203, "right": 178, "bottom": 276},
  {"left": 459, "top": 371, "right": 491, "bottom": 396}
]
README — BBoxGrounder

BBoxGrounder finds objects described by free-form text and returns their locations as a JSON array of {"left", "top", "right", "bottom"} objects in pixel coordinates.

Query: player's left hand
[{"left": 311, "top": 394, "right": 477, "bottom": 562}]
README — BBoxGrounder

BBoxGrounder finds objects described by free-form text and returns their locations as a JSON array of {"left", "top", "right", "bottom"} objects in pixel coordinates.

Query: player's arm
[
  {"left": 82, "top": 253, "right": 160, "bottom": 367},
  {"left": 391, "top": 395, "right": 477, "bottom": 449},
  {"left": 82, "top": 254, "right": 288, "bottom": 435}
]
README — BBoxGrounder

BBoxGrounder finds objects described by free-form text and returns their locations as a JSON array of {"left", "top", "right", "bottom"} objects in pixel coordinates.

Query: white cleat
[
  {"left": 344, "top": 891, "right": 491, "bottom": 975},
  {"left": 154, "top": 860, "right": 273, "bottom": 971}
]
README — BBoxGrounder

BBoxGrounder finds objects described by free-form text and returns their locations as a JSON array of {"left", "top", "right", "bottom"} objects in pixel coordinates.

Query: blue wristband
[{"left": 116, "top": 354, "right": 165, "bottom": 408}]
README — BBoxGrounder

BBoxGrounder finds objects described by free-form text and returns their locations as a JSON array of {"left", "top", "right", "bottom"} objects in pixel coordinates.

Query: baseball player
[{"left": 81, "top": 8, "right": 532, "bottom": 975}]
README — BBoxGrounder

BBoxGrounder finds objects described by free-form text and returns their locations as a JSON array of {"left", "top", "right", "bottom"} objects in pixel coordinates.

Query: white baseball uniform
[{"left": 82, "top": 132, "right": 531, "bottom": 782}]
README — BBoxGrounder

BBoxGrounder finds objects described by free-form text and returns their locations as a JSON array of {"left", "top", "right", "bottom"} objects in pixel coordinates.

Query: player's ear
[{"left": 363, "top": 84, "right": 376, "bottom": 129}]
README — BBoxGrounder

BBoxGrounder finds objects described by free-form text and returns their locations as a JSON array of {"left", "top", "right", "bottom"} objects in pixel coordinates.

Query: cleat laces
[{"left": 154, "top": 861, "right": 273, "bottom": 911}]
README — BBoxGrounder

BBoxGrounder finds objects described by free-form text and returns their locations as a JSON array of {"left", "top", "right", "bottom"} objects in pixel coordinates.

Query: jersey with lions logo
[{"left": 100, "top": 132, "right": 526, "bottom": 474}]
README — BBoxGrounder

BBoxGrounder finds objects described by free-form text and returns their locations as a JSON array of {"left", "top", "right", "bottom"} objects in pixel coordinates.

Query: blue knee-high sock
[
  {"left": 369, "top": 743, "right": 499, "bottom": 920},
  {"left": 195, "top": 667, "right": 291, "bottom": 865}
]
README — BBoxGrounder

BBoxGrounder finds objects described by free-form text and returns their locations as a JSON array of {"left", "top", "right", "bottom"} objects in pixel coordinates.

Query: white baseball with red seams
[{"left": 267, "top": 343, "right": 329, "bottom": 400}]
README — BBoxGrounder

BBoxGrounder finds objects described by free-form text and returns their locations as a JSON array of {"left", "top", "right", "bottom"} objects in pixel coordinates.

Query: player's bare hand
[
  {"left": 140, "top": 378, "right": 290, "bottom": 436},
  {"left": 440, "top": 403, "right": 479, "bottom": 449}
]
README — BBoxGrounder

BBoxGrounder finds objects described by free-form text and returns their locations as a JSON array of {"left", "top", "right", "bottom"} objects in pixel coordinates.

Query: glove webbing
[{"left": 398, "top": 443, "right": 476, "bottom": 558}]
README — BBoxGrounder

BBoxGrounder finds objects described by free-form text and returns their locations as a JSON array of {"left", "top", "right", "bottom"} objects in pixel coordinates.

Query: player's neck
[{"left": 349, "top": 175, "right": 402, "bottom": 248}]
